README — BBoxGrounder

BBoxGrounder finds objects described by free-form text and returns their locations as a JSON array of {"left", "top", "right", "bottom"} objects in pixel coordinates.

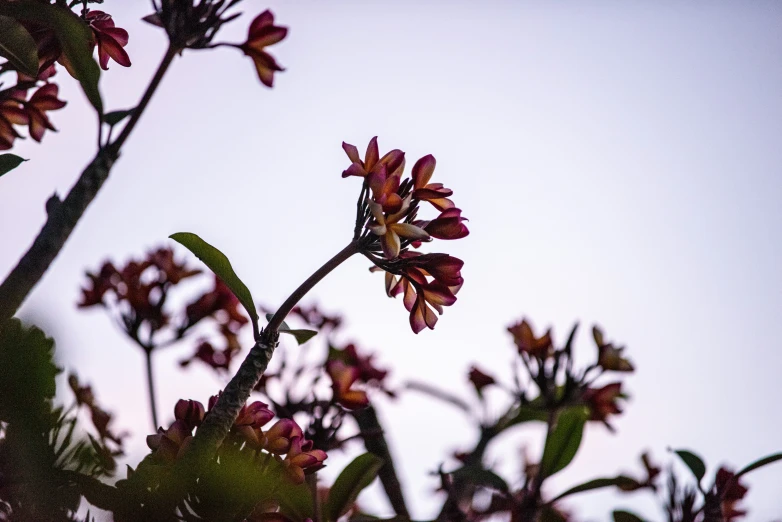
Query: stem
[
  {"left": 307, "top": 473, "right": 321, "bottom": 522},
  {"left": 145, "top": 349, "right": 159, "bottom": 429},
  {"left": 352, "top": 405, "right": 410, "bottom": 518},
  {"left": 267, "top": 241, "right": 360, "bottom": 332},
  {"left": 0, "top": 47, "right": 178, "bottom": 323}
]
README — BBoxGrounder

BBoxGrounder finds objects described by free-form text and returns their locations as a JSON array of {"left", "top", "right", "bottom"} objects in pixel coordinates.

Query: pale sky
[{"left": 1, "top": 1, "right": 781, "bottom": 520}]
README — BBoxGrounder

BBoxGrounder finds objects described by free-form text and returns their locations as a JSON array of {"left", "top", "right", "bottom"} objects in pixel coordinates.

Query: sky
[{"left": 1, "top": 1, "right": 781, "bottom": 520}]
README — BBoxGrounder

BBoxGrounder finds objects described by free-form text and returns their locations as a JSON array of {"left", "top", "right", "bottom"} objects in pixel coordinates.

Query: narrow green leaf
[
  {"left": 103, "top": 108, "right": 135, "bottom": 126},
  {"left": 451, "top": 465, "right": 509, "bottom": 492},
  {"left": 540, "top": 406, "right": 589, "bottom": 478},
  {"left": 282, "top": 328, "right": 317, "bottom": 345},
  {"left": 0, "top": 1, "right": 102, "bottom": 113},
  {"left": 613, "top": 510, "right": 645, "bottom": 522},
  {"left": 170, "top": 232, "right": 258, "bottom": 325},
  {"left": 263, "top": 313, "right": 318, "bottom": 344},
  {"left": 673, "top": 449, "right": 706, "bottom": 484},
  {"left": 324, "top": 453, "right": 384, "bottom": 521},
  {"left": 735, "top": 452, "right": 782, "bottom": 480},
  {"left": 0, "top": 154, "right": 27, "bottom": 178},
  {"left": 551, "top": 475, "right": 640, "bottom": 502},
  {"left": 0, "top": 15, "right": 39, "bottom": 77},
  {"left": 276, "top": 480, "right": 314, "bottom": 520}
]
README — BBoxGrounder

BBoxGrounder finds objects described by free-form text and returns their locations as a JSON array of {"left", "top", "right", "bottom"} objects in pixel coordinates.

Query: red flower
[
  {"left": 715, "top": 467, "right": 749, "bottom": 521},
  {"left": 85, "top": 11, "right": 131, "bottom": 70},
  {"left": 507, "top": 319, "right": 552, "bottom": 359},
  {"left": 424, "top": 208, "right": 469, "bottom": 240},
  {"left": 593, "top": 326, "right": 634, "bottom": 372},
  {"left": 0, "top": 90, "right": 28, "bottom": 150},
  {"left": 282, "top": 436, "right": 327, "bottom": 484},
  {"left": 238, "top": 10, "right": 287, "bottom": 87},
  {"left": 258, "top": 418, "right": 303, "bottom": 454},
  {"left": 468, "top": 365, "right": 496, "bottom": 394},
  {"left": 25, "top": 83, "right": 66, "bottom": 142},
  {"left": 147, "top": 420, "right": 193, "bottom": 463},
  {"left": 582, "top": 382, "right": 625, "bottom": 431},
  {"left": 327, "top": 360, "right": 369, "bottom": 410},
  {"left": 341, "top": 136, "right": 405, "bottom": 180},
  {"left": 174, "top": 399, "right": 205, "bottom": 430},
  {"left": 411, "top": 154, "right": 454, "bottom": 211}
]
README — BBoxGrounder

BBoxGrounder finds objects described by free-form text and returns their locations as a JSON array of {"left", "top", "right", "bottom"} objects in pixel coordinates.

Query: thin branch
[{"left": 0, "top": 47, "right": 178, "bottom": 323}]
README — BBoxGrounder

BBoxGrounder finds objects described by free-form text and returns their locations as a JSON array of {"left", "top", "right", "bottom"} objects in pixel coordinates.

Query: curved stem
[
  {"left": 267, "top": 241, "right": 360, "bottom": 332},
  {"left": 145, "top": 349, "right": 159, "bottom": 429},
  {"left": 0, "top": 47, "right": 178, "bottom": 323}
]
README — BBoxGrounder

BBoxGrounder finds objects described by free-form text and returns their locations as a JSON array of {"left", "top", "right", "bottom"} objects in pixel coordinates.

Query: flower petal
[{"left": 412, "top": 154, "right": 436, "bottom": 189}]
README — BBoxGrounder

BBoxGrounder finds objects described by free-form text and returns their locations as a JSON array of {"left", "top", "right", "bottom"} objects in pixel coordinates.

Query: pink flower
[
  {"left": 282, "top": 437, "right": 327, "bottom": 485},
  {"left": 25, "top": 84, "right": 66, "bottom": 142},
  {"left": 85, "top": 11, "right": 131, "bottom": 70},
  {"left": 411, "top": 154, "right": 454, "bottom": 211},
  {"left": 327, "top": 360, "right": 369, "bottom": 410},
  {"left": 341, "top": 136, "right": 405, "bottom": 179},
  {"left": 238, "top": 10, "right": 288, "bottom": 87}
]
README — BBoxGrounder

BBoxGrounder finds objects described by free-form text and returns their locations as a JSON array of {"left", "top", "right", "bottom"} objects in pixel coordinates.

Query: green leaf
[
  {"left": 451, "top": 464, "right": 509, "bottom": 492},
  {"left": 613, "top": 510, "right": 645, "bottom": 522},
  {"left": 539, "top": 406, "right": 589, "bottom": 478},
  {"left": 0, "top": 318, "right": 60, "bottom": 424},
  {"left": 263, "top": 313, "right": 318, "bottom": 344},
  {"left": 281, "top": 328, "right": 317, "bottom": 345},
  {"left": 673, "top": 449, "right": 706, "bottom": 484},
  {"left": 276, "top": 480, "right": 314, "bottom": 520},
  {"left": 551, "top": 475, "right": 640, "bottom": 502},
  {"left": 0, "top": 153, "right": 27, "bottom": 178},
  {"left": 0, "top": 15, "right": 39, "bottom": 77},
  {"left": 102, "top": 108, "right": 135, "bottom": 126},
  {"left": 324, "top": 453, "right": 384, "bottom": 521},
  {"left": 0, "top": 1, "right": 102, "bottom": 113},
  {"left": 170, "top": 232, "right": 259, "bottom": 326},
  {"left": 735, "top": 452, "right": 782, "bottom": 480}
]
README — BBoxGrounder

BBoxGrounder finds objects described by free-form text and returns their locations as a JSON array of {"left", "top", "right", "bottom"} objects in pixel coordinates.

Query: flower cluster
[
  {"left": 147, "top": 396, "right": 326, "bottom": 484},
  {"left": 342, "top": 137, "right": 469, "bottom": 333},
  {"left": 0, "top": 84, "right": 66, "bottom": 150},
  {"left": 0, "top": 7, "right": 130, "bottom": 150},
  {"left": 79, "top": 247, "right": 201, "bottom": 345},
  {"left": 178, "top": 275, "right": 250, "bottom": 371}
]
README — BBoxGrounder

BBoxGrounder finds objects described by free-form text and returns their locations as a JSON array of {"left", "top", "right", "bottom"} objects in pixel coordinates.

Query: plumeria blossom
[
  {"left": 411, "top": 154, "right": 454, "bottom": 211},
  {"left": 25, "top": 83, "right": 67, "bottom": 142},
  {"left": 582, "top": 382, "right": 625, "bottom": 431},
  {"left": 508, "top": 319, "right": 553, "bottom": 359},
  {"left": 593, "top": 326, "right": 634, "bottom": 372},
  {"left": 326, "top": 360, "right": 369, "bottom": 410},
  {"left": 341, "top": 137, "right": 469, "bottom": 333},
  {"left": 281, "top": 436, "right": 327, "bottom": 484},
  {"left": 237, "top": 10, "right": 288, "bottom": 87},
  {"left": 85, "top": 10, "right": 132, "bottom": 70},
  {"left": 342, "top": 136, "right": 405, "bottom": 180},
  {"left": 0, "top": 90, "right": 28, "bottom": 150}
]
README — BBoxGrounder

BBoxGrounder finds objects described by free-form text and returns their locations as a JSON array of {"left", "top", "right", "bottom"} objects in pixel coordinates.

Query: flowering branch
[{"left": 0, "top": 46, "right": 177, "bottom": 323}]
